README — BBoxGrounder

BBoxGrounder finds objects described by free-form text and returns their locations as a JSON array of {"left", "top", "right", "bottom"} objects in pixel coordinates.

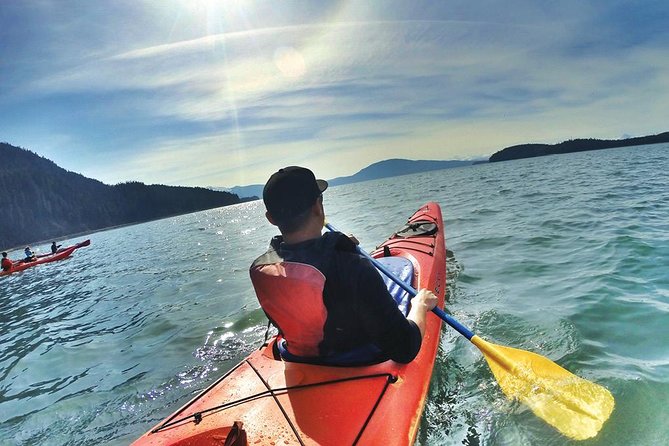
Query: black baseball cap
[{"left": 263, "top": 166, "right": 328, "bottom": 222}]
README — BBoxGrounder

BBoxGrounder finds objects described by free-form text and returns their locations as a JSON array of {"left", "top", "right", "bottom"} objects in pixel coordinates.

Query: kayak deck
[{"left": 150, "top": 351, "right": 408, "bottom": 445}]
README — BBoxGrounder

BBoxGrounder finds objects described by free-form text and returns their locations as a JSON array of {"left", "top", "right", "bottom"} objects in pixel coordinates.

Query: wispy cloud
[{"left": 1, "top": 1, "right": 668, "bottom": 186}]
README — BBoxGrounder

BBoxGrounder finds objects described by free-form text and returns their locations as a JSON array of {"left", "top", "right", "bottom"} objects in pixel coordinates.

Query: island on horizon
[{"left": 488, "top": 131, "right": 669, "bottom": 162}]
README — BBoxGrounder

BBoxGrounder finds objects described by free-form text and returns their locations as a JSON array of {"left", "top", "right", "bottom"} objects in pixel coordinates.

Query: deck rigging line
[{"left": 151, "top": 359, "right": 397, "bottom": 444}]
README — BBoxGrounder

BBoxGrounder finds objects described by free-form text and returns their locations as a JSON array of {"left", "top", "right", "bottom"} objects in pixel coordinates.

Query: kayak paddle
[{"left": 325, "top": 223, "right": 614, "bottom": 440}]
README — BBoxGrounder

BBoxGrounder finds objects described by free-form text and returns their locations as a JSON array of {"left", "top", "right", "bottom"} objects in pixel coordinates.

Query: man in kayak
[
  {"left": 51, "top": 242, "right": 61, "bottom": 254},
  {"left": 24, "top": 246, "right": 36, "bottom": 262},
  {"left": 250, "top": 166, "right": 438, "bottom": 365},
  {"left": 1, "top": 252, "right": 12, "bottom": 272}
]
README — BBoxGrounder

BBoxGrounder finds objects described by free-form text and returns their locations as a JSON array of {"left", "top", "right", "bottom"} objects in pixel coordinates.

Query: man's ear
[
  {"left": 312, "top": 197, "right": 324, "bottom": 217},
  {"left": 266, "top": 211, "right": 278, "bottom": 226}
]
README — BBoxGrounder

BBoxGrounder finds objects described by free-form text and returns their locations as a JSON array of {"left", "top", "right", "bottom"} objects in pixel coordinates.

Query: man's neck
[
  {"left": 281, "top": 217, "right": 324, "bottom": 244},
  {"left": 282, "top": 227, "right": 322, "bottom": 245}
]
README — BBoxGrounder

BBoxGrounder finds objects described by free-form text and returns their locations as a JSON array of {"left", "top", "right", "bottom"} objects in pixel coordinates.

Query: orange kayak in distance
[{"left": 1, "top": 239, "right": 90, "bottom": 277}]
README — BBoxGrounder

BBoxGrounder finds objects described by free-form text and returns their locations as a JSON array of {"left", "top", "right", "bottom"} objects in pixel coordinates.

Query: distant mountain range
[
  {"left": 217, "top": 158, "right": 479, "bottom": 199},
  {"left": 0, "top": 142, "right": 244, "bottom": 249},
  {"left": 219, "top": 130, "right": 669, "bottom": 200}
]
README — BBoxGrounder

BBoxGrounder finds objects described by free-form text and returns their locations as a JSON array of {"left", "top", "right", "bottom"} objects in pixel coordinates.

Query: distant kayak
[
  {"left": 35, "top": 239, "right": 91, "bottom": 258},
  {"left": 132, "top": 203, "right": 446, "bottom": 446},
  {"left": 1, "top": 239, "right": 91, "bottom": 277}
]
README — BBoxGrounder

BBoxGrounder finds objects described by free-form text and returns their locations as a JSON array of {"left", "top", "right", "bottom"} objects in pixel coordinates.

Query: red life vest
[
  {"left": 250, "top": 250, "right": 328, "bottom": 357},
  {"left": 1, "top": 257, "right": 12, "bottom": 271}
]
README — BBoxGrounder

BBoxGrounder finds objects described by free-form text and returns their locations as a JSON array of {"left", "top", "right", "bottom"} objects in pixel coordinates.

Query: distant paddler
[
  {"left": 23, "top": 246, "right": 36, "bottom": 262},
  {"left": 51, "top": 241, "right": 62, "bottom": 254},
  {"left": 1, "top": 252, "right": 12, "bottom": 271}
]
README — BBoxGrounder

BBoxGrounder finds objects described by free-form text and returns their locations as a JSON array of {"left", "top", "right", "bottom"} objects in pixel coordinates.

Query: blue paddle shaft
[{"left": 324, "top": 223, "right": 475, "bottom": 340}]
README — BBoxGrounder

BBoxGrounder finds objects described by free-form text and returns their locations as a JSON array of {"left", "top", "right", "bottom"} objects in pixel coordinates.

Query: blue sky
[{"left": 1, "top": 1, "right": 668, "bottom": 188}]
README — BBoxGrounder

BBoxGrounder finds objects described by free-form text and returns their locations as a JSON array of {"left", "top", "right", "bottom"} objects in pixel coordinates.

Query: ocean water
[{"left": 1, "top": 144, "right": 668, "bottom": 445}]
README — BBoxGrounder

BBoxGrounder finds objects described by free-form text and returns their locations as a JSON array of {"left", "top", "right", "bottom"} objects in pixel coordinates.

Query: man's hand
[
  {"left": 406, "top": 288, "right": 438, "bottom": 338},
  {"left": 413, "top": 288, "right": 438, "bottom": 311}
]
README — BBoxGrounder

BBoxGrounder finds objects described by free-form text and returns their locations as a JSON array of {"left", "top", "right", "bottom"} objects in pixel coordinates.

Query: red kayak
[
  {"left": 132, "top": 202, "right": 446, "bottom": 446},
  {"left": 35, "top": 239, "right": 92, "bottom": 258},
  {"left": 1, "top": 239, "right": 91, "bottom": 277}
]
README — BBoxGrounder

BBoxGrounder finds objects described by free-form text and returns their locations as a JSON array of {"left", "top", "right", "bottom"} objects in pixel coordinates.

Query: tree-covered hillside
[
  {"left": 489, "top": 131, "right": 669, "bottom": 162},
  {"left": 0, "top": 142, "right": 242, "bottom": 248}
]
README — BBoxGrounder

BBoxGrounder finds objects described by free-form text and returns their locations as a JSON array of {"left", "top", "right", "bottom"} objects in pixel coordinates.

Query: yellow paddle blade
[{"left": 470, "top": 335, "right": 615, "bottom": 440}]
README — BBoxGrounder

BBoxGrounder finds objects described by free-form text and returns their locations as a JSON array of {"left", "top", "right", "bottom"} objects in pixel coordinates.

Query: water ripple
[{"left": 1, "top": 146, "right": 669, "bottom": 445}]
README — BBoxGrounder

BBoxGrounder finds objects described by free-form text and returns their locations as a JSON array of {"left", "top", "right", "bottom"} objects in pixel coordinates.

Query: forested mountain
[
  {"left": 489, "top": 131, "right": 669, "bottom": 162},
  {"left": 0, "top": 142, "right": 242, "bottom": 249}
]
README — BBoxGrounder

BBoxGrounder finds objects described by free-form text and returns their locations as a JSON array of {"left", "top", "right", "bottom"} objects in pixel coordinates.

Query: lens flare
[{"left": 273, "top": 46, "right": 306, "bottom": 78}]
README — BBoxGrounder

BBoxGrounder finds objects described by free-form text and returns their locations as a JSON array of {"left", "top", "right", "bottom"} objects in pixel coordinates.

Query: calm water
[{"left": 1, "top": 144, "right": 668, "bottom": 445}]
